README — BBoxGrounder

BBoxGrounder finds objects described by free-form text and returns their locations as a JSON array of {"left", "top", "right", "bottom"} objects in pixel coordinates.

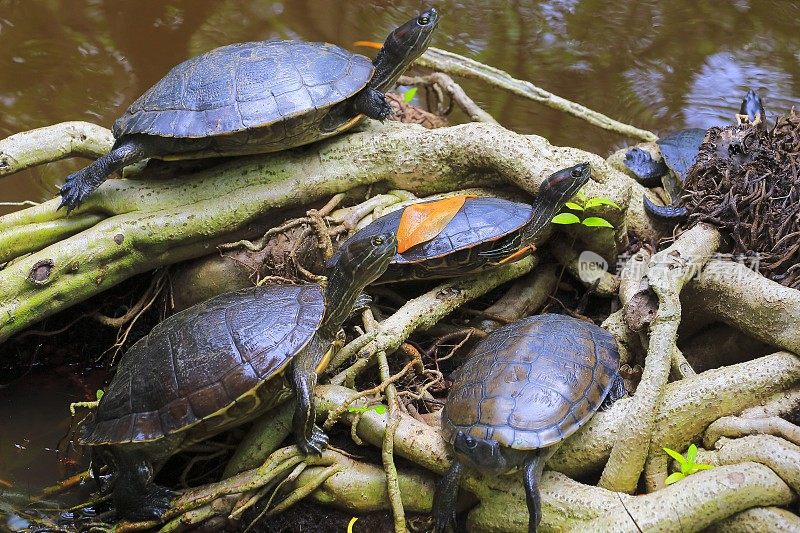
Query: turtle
[
  {"left": 432, "top": 313, "right": 625, "bottom": 533},
  {"left": 79, "top": 231, "right": 397, "bottom": 521},
  {"left": 58, "top": 8, "right": 439, "bottom": 210},
  {"left": 624, "top": 89, "right": 765, "bottom": 221},
  {"left": 332, "top": 163, "right": 592, "bottom": 282}
]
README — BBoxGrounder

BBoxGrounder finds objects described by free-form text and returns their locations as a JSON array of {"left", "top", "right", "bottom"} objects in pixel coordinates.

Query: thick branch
[
  {"left": 417, "top": 47, "right": 657, "bottom": 142},
  {"left": 0, "top": 121, "right": 113, "bottom": 177},
  {"left": 683, "top": 260, "right": 800, "bottom": 354},
  {"left": 0, "top": 122, "right": 655, "bottom": 346},
  {"left": 600, "top": 223, "right": 721, "bottom": 493}
]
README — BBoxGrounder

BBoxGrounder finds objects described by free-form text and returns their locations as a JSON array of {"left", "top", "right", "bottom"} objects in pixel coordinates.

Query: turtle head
[
  {"left": 539, "top": 162, "right": 592, "bottom": 202},
  {"left": 371, "top": 8, "right": 439, "bottom": 92},
  {"left": 320, "top": 233, "right": 397, "bottom": 335},
  {"left": 453, "top": 430, "right": 508, "bottom": 473},
  {"left": 520, "top": 162, "right": 593, "bottom": 245},
  {"left": 330, "top": 232, "right": 397, "bottom": 284}
]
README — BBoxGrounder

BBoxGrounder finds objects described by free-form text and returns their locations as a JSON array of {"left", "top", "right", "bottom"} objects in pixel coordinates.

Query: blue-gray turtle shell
[{"left": 113, "top": 41, "right": 374, "bottom": 139}]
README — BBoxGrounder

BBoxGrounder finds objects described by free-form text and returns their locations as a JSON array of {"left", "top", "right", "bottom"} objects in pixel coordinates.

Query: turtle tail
[{"left": 642, "top": 194, "right": 688, "bottom": 221}]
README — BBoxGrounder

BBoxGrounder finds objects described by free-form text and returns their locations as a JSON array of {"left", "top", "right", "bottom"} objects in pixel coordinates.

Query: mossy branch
[{"left": 0, "top": 121, "right": 656, "bottom": 348}]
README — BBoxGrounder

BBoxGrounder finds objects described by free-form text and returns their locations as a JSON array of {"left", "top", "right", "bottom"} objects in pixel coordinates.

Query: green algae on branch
[{"left": 0, "top": 121, "right": 654, "bottom": 348}]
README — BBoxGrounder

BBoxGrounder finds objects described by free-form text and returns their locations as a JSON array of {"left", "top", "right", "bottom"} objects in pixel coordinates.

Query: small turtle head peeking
[{"left": 453, "top": 431, "right": 509, "bottom": 472}]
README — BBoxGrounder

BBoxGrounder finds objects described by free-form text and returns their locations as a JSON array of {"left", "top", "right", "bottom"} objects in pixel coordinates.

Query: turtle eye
[
  {"left": 464, "top": 436, "right": 478, "bottom": 449},
  {"left": 371, "top": 235, "right": 385, "bottom": 246},
  {"left": 571, "top": 167, "right": 583, "bottom": 178},
  {"left": 418, "top": 16, "right": 430, "bottom": 25}
]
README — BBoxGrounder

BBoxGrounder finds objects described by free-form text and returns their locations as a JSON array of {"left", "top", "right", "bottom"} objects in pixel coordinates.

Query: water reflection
[{"left": 0, "top": 0, "right": 799, "bottom": 212}]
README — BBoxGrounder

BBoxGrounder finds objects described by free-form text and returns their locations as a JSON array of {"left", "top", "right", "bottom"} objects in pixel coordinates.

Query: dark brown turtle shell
[
  {"left": 113, "top": 41, "right": 374, "bottom": 140},
  {"left": 442, "top": 313, "right": 620, "bottom": 450},
  {"left": 81, "top": 283, "right": 324, "bottom": 446}
]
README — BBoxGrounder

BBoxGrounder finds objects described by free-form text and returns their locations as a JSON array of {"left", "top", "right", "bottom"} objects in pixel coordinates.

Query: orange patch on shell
[{"left": 397, "top": 195, "right": 476, "bottom": 253}]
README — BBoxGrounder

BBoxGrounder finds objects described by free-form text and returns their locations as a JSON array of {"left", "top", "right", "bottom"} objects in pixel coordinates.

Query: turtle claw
[
  {"left": 298, "top": 424, "right": 329, "bottom": 456},
  {"left": 58, "top": 172, "right": 92, "bottom": 212},
  {"left": 376, "top": 97, "right": 393, "bottom": 121}
]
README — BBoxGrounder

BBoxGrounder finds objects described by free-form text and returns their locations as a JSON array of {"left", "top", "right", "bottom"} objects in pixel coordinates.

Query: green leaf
[
  {"left": 575, "top": 190, "right": 588, "bottom": 202},
  {"left": 665, "top": 472, "right": 685, "bottom": 485},
  {"left": 373, "top": 405, "right": 387, "bottom": 414},
  {"left": 581, "top": 217, "right": 614, "bottom": 228},
  {"left": 95, "top": 389, "right": 104, "bottom": 401},
  {"left": 585, "top": 197, "right": 621, "bottom": 210},
  {"left": 552, "top": 213, "right": 581, "bottom": 225},
  {"left": 690, "top": 463, "right": 715, "bottom": 472},
  {"left": 347, "top": 405, "right": 368, "bottom": 413},
  {"left": 403, "top": 87, "right": 418, "bottom": 103},
  {"left": 565, "top": 202, "right": 584, "bottom": 211},
  {"left": 686, "top": 443, "right": 698, "bottom": 464},
  {"left": 663, "top": 447, "right": 688, "bottom": 466}
]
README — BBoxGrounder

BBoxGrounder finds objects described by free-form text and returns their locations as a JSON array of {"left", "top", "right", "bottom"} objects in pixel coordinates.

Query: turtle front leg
[
  {"left": 432, "top": 460, "right": 464, "bottom": 533},
  {"left": 290, "top": 336, "right": 329, "bottom": 455},
  {"left": 100, "top": 447, "right": 176, "bottom": 521},
  {"left": 353, "top": 86, "right": 393, "bottom": 121},
  {"left": 600, "top": 373, "right": 627, "bottom": 411},
  {"left": 59, "top": 136, "right": 155, "bottom": 211}
]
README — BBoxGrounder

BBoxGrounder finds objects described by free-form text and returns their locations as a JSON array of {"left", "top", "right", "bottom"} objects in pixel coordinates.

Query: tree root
[
  {"left": 0, "top": 121, "right": 656, "bottom": 348},
  {"left": 705, "top": 506, "right": 800, "bottom": 532},
  {"left": 705, "top": 415, "right": 800, "bottom": 448},
  {"left": 683, "top": 259, "right": 800, "bottom": 354},
  {"left": 551, "top": 351, "right": 800, "bottom": 478},
  {"left": 0, "top": 121, "right": 113, "bottom": 177},
  {"left": 695, "top": 435, "right": 800, "bottom": 492},
  {"left": 417, "top": 48, "right": 657, "bottom": 142},
  {"left": 600, "top": 223, "right": 721, "bottom": 493},
  {"left": 579, "top": 463, "right": 794, "bottom": 532}
]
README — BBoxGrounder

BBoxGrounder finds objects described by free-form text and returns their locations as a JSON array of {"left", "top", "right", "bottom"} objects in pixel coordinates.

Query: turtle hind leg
[
  {"left": 523, "top": 451, "right": 548, "bottom": 533},
  {"left": 59, "top": 136, "right": 153, "bottom": 211},
  {"left": 104, "top": 448, "right": 176, "bottom": 521},
  {"left": 432, "top": 460, "right": 464, "bottom": 533},
  {"left": 290, "top": 337, "right": 329, "bottom": 455},
  {"left": 353, "top": 87, "right": 393, "bottom": 121}
]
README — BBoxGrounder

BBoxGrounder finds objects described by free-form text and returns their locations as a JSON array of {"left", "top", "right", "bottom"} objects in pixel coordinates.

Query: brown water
[{"left": 1, "top": 0, "right": 800, "bottom": 520}]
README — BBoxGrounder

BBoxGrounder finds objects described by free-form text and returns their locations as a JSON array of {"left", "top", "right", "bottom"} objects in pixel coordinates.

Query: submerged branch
[{"left": 418, "top": 47, "right": 658, "bottom": 142}]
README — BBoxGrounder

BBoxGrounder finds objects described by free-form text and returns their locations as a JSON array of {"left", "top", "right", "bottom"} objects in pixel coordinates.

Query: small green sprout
[
  {"left": 663, "top": 444, "right": 714, "bottom": 485},
  {"left": 347, "top": 404, "right": 387, "bottom": 415},
  {"left": 552, "top": 191, "right": 620, "bottom": 229},
  {"left": 96, "top": 389, "right": 104, "bottom": 401},
  {"left": 402, "top": 87, "right": 418, "bottom": 103}
]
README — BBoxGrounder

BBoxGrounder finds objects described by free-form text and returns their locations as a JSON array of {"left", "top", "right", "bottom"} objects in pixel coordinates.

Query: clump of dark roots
[{"left": 681, "top": 110, "right": 800, "bottom": 288}]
